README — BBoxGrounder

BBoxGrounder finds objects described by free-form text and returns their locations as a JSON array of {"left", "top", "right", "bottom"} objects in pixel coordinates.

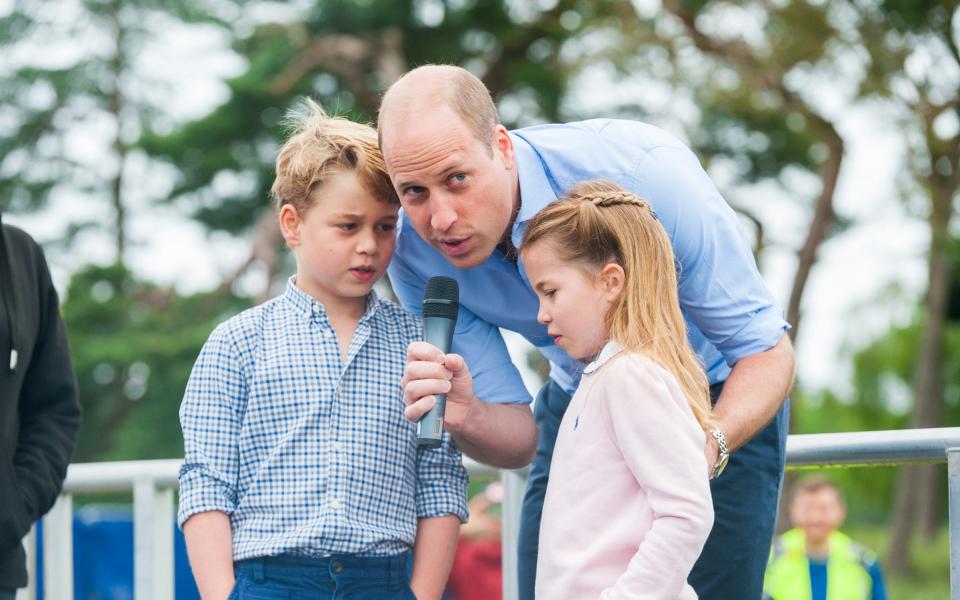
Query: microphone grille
[{"left": 423, "top": 276, "right": 459, "bottom": 319}]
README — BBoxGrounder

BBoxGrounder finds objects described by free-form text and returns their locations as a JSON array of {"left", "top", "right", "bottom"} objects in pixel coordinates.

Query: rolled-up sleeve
[
  {"left": 177, "top": 324, "right": 246, "bottom": 527},
  {"left": 452, "top": 306, "right": 531, "bottom": 405},
  {"left": 388, "top": 238, "right": 531, "bottom": 405},
  {"left": 636, "top": 145, "right": 790, "bottom": 367},
  {"left": 414, "top": 433, "right": 469, "bottom": 522}
]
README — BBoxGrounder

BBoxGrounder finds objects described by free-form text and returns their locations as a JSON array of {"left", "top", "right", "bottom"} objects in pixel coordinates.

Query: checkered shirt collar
[{"left": 282, "top": 276, "right": 382, "bottom": 325}]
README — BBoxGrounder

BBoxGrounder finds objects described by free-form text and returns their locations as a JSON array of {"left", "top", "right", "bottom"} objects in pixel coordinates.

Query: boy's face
[
  {"left": 789, "top": 487, "right": 846, "bottom": 545},
  {"left": 279, "top": 170, "right": 398, "bottom": 311}
]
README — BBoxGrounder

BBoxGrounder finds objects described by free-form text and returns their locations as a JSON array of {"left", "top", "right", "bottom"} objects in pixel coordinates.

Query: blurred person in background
[
  {"left": 0, "top": 213, "right": 81, "bottom": 599},
  {"left": 446, "top": 481, "right": 503, "bottom": 600},
  {"left": 764, "top": 476, "right": 887, "bottom": 600}
]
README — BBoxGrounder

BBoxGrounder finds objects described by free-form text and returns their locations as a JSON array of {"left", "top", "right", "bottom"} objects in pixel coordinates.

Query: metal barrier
[{"left": 18, "top": 427, "right": 960, "bottom": 600}]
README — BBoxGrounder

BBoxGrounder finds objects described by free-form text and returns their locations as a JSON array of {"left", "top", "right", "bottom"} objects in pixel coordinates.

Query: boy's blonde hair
[
  {"left": 271, "top": 99, "right": 397, "bottom": 212},
  {"left": 520, "top": 180, "right": 713, "bottom": 430}
]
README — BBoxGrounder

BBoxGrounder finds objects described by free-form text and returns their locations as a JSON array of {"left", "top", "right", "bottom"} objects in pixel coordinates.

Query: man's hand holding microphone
[
  {"left": 400, "top": 276, "right": 478, "bottom": 445},
  {"left": 401, "top": 275, "right": 538, "bottom": 468}
]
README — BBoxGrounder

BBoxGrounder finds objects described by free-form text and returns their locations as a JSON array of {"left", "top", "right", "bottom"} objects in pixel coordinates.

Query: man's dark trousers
[{"left": 516, "top": 379, "right": 789, "bottom": 600}]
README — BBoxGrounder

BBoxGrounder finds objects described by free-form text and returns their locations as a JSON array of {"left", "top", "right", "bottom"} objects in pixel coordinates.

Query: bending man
[{"left": 379, "top": 64, "right": 795, "bottom": 599}]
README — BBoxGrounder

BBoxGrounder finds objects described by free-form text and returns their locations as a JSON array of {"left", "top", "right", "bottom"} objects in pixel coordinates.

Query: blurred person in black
[{"left": 0, "top": 213, "right": 81, "bottom": 599}]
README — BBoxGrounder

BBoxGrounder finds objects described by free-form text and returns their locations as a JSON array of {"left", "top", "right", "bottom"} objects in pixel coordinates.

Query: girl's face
[{"left": 522, "top": 241, "right": 623, "bottom": 361}]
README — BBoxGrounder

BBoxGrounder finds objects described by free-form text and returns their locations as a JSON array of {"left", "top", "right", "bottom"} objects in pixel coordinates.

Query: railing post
[
  {"left": 948, "top": 448, "right": 960, "bottom": 600},
  {"left": 42, "top": 494, "right": 74, "bottom": 600},
  {"left": 133, "top": 479, "right": 174, "bottom": 600},
  {"left": 16, "top": 525, "right": 36, "bottom": 600},
  {"left": 501, "top": 468, "right": 527, "bottom": 600}
]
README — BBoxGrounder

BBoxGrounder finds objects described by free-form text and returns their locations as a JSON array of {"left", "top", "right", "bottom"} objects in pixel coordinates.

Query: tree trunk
[
  {"left": 218, "top": 209, "right": 283, "bottom": 303},
  {"left": 773, "top": 129, "right": 843, "bottom": 535},
  {"left": 786, "top": 130, "right": 842, "bottom": 343},
  {"left": 109, "top": 1, "right": 127, "bottom": 267},
  {"left": 887, "top": 171, "right": 954, "bottom": 574}
]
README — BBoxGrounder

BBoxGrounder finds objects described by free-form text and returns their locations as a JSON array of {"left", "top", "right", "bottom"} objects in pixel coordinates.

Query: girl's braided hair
[{"left": 520, "top": 179, "right": 713, "bottom": 430}]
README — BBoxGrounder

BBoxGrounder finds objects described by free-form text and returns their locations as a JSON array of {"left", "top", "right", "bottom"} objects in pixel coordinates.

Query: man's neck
[{"left": 498, "top": 186, "right": 522, "bottom": 263}]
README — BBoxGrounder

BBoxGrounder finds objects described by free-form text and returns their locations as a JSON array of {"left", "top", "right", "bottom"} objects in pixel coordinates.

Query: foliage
[
  {"left": 3, "top": 2, "right": 955, "bottom": 542},
  {"left": 0, "top": 0, "right": 244, "bottom": 255},
  {"left": 140, "top": 0, "right": 627, "bottom": 237},
  {"left": 846, "top": 524, "right": 951, "bottom": 600},
  {"left": 62, "top": 263, "right": 249, "bottom": 461},
  {"left": 793, "top": 244, "right": 960, "bottom": 528}
]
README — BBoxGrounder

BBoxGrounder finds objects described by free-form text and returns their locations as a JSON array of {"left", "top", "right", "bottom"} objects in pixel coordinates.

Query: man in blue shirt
[{"left": 379, "top": 64, "right": 796, "bottom": 599}]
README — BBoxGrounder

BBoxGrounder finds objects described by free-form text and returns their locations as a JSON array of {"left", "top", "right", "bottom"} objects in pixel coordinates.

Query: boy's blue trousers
[{"left": 230, "top": 553, "right": 415, "bottom": 599}]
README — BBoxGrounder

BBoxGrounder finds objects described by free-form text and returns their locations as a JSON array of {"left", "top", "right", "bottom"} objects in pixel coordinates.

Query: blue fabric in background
[{"left": 35, "top": 505, "right": 199, "bottom": 600}]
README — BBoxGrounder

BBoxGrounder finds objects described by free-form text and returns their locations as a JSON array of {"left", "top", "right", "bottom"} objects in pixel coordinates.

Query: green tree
[
  {"left": 63, "top": 264, "right": 249, "bottom": 460},
  {"left": 0, "top": 0, "right": 240, "bottom": 264},
  {"left": 854, "top": 0, "right": 960, "bottom": 572},
  {"left": 651, "top": 0, "right": 852, "bottom": 347},
  {"left": 610, "top": 4, "right": 858, "bottom": 490},
  {"left": 141, "top": 0, "right": 628, "bottom": 299}
]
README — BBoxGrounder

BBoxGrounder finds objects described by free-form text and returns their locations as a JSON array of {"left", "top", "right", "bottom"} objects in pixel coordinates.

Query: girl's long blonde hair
[{"left": 521, "top": 180, "right": 713, "bottom": 429}]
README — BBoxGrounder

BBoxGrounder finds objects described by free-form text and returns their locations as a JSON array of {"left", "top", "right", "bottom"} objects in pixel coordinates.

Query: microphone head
[{"left": 423, "top": 276, "right": 459, "bottom": 319}]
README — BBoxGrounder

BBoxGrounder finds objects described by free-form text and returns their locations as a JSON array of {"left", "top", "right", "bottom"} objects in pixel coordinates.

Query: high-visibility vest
[{"left": 763, "top": 528, "right": 874, "bottom": 600}]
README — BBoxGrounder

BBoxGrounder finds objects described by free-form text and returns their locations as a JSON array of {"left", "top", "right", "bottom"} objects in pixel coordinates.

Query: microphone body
[{"left": 418, "top": 277, "right": 459, "bottom": 448}]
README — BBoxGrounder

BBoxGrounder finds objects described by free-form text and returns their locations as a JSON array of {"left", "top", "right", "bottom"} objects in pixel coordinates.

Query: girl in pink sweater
[{"left": 519, "top": 180, "right": 716, "bottom": 599}]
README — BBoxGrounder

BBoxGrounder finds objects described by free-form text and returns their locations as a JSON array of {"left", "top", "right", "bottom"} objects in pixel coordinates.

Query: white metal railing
[
  {"left": 19, "top": 427, "right": 960, "bottom": 600},
  {"left": 17, "top": 458, "right": 507, "bottom": 600}
]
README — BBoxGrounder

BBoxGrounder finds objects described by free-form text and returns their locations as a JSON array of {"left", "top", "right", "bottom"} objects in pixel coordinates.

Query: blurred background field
[{"left": 2, "top": 0, "right": 958, "bottom": 596}]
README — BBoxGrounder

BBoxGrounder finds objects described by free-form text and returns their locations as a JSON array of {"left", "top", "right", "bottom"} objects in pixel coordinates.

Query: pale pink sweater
[{"left": 536, "top": 342, "right": 714, "bottom": 600}]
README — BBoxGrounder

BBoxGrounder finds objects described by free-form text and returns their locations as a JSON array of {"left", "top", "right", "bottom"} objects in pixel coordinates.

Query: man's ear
[
  {"left": 600, "top": 262, "right": 625, "bottom": 301},
  {"left": 493, "top": 124, "right": 515, "bottom": 170},
  {"left": 278, "top": 204, "right": 303, "bottom": 247}
]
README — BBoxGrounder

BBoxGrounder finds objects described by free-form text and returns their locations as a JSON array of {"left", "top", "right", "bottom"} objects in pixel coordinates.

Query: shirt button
[
  {"left": 331, "top": 560, "right": 343, "bottom": 574},
  {"left": 330, "top": 499, "right": 343, "bottom": 510},
  {"left": 332, "top": 441, "right": 344, "bottom": 451},
  {"left": 324, "top": 330, "right": 334, "bottom": 339}
]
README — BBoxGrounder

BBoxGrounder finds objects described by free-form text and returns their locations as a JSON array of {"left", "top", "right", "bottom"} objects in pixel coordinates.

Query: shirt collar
[
  {"left": 282, "top": 276, "right": 381, "bottom": 324},
  {"left": 509, "top": 131, "right": 561, "bottom": 250},
  {"left": 582, "top": 339, "right": 624, "bottom": 375}
]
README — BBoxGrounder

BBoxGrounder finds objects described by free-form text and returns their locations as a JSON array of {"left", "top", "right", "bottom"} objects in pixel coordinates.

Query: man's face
[
  {"left": 381, "top": 105, "right": 516, "bottom": 269},
  {"left": 789, "top": 487, "right": 846, "bottom": 545}
]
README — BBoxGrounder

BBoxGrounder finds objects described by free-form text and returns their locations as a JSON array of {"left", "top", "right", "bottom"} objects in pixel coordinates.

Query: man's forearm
[
  {"left": 715, "top": 334, "right": 795, "bottom": 451},
  {"left": 183, "top": 511, "right": 235, "bottom": 600},
  {"left": 411, "top": 515, "right": 461, "bottom": 600},
  {"left": 453, "top": 402, "right": 537, "bottom": 469}
]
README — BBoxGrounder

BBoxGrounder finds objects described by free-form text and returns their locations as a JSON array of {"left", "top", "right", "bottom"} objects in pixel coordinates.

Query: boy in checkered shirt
[{"left": 178, "top": 100, "right": 468, "bottom": 600}]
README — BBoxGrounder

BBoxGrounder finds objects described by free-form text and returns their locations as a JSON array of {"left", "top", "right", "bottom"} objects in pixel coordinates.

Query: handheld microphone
[{"left": 417, "top": 276, "right": 460, "bottom": 448}]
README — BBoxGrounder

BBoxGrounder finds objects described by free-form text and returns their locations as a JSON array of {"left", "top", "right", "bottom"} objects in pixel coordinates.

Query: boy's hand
[{"left": 401, "top": 341, "right": 476, "bottom": 434}]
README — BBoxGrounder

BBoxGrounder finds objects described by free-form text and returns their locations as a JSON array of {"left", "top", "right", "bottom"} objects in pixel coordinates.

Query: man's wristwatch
[{"left": 708, "top": 428, "right": 729, "bottom": 479}]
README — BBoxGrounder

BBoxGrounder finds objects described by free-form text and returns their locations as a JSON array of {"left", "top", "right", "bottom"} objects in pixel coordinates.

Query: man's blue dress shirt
[{"left": 388, "top": 119, "right": 790, "bottom": 402}]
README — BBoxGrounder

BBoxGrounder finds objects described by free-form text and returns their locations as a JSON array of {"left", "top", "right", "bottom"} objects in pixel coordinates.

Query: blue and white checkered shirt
[{"left": 178, "top": 278, "right": 469, "bottom": 560}]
